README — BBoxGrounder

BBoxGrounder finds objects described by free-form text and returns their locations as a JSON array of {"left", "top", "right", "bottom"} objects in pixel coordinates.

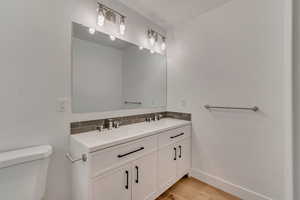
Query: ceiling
[{"left": 118, "top": 0, "right": 233, "bottom": 29}]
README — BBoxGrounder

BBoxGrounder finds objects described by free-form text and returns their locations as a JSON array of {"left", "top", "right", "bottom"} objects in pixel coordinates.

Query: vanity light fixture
[
  {"left": 148, "top": 29, "right": 167, "bottom": 51},
  {"left": 110, "top": 35, "right": 116, "bottom": 41},
  {"left": 120, "top": 16, "right": 126, "bottom": 35},
  {"left": 97, "top": 3, "right": 126, "bottom": 36},
  {"left": 97, "top": 4, "right": 105, "bottom": 26},
  {"left": 88, "top": 28, "right": 96, "bottom": 35}
]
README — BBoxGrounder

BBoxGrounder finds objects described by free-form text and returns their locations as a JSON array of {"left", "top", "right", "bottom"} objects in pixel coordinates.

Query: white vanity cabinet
[
  {"left": 92, "top": 164, "right": 132, "bottom": 200},
  {"left": 157, "top": 126, "right": 191, "bottom": 193},
  {"left": 91, "top": 152, "right": 157, "bottom": 200},
  {"left": 176, "top": 138, "right": 191, "bottom": 177},
  {"left": 132, "top": 152, "right": 157, "bottom": 200},
  {"left": 70, "top": 119, "right": 191, "bottom": 200}
]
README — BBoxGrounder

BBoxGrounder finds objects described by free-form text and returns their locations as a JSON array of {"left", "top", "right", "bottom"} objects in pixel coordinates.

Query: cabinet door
[
  {"left": 92, "top": 164, "right": 131, "bottom": 200},
  {"left": 132, "top": 152, "right": 157, "bottom": 200},
  {"left": 176, "top": 138, "right": 191, "bottom": 178},
  {"left": 157, "top": 144, "right": 177, "bottom": 192}
]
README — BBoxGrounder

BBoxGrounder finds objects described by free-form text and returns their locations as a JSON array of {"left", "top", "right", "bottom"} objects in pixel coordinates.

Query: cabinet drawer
[
  {"left": 158, "top": 125, "right": 191, "bottom": 148},
  {"left": 91, "top": 135, "right": 157, "bottom": 177}
]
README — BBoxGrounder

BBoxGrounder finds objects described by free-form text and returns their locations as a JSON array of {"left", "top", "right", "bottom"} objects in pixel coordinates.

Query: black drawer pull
[
  {"left": 170, "top": 132, "right": 184, "bottom": 139},
  {"left": 179, "top": 145, "right": 182, "bottom": 158},
  {"left": 125, "top": 170, "right": 129, "bottom": 189},
  {"left": 135, "top": 166, "right": 139, "bottom": 183},
  {"left": 118, "top": 147, "right": 145, "bottom": 158},
  {"left": 174, "top": 147, "right": 177, "bottom": 161}
]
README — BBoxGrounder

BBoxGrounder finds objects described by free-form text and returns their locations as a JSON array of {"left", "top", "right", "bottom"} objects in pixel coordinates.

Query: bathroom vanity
[
  {"left": 70, "top": 118, "right": 191, "bottom": 200},
  {"left": 69, "top": 22, "right": 190, "bottom": 200}
]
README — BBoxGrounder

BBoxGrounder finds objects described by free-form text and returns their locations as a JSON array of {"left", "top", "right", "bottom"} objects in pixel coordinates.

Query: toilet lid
[{"left": 0, "top": 145, "right": 53, "bottom": 169}]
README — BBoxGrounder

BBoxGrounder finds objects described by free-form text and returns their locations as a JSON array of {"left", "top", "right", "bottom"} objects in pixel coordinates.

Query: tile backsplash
[{"left": 70, "top": 111, "right": 191, "bottom": 135}]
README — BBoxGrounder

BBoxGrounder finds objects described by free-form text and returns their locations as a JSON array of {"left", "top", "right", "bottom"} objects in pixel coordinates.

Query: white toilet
[{"left": 0, "top": 145, "right": 53, "bottom": 200}]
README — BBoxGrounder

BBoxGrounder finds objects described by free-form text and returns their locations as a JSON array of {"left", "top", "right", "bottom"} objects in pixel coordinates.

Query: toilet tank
[{"left": 0, "top": 145, "right": 53, "bottom": 200}]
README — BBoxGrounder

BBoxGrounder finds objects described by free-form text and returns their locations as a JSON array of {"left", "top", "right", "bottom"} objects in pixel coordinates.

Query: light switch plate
[{"left": 181, "top": 100, "right": 187, "bottom": 108}]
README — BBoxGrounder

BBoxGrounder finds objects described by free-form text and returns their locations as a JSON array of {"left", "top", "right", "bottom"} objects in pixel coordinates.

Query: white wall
[
  {"left": 0, "top": 0, "right": 165, "bottom": 199},
  {"left": 72, "top": 38, "right": 123, "bottom": 113},
  {"left": 0, "top": 0, "right": 71, "bottom": 199},
  {"left": 167, "top": 0, "right": 292, "bottom": 199}
]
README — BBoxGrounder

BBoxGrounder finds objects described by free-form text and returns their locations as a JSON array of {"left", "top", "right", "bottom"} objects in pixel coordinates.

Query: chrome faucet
[
  {"left": 145, "top": 114, "right": 163, "bottom": 123},
  {"left": 146, "top": 117, "right": 152, "bottom": 122}
]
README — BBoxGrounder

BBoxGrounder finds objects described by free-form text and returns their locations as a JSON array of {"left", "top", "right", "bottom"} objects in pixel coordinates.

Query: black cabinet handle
[
  {"left": 179, "top": 145, "right": 182, "bottom": 159},
  {"left": 135, "top": 166, "right": 139, "bottom": 183},
  {"left": 118, "top": 147, "right": 145, "bottom": 158},
  {"left": 174, "top": 147, "right": 177, "bottom": 160},
  {"left": 170, "top": 132, "right": 184, "bottom": 139},
  {"left": 125, "top": 170, "right": 129, "bottom": 189}
]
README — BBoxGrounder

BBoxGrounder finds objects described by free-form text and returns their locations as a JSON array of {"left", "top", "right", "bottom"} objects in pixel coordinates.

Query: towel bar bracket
[{"left": 66, "top": 153, "right": 88, "bottom": 163}]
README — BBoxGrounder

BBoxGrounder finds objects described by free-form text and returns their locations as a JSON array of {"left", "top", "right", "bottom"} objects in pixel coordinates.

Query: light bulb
[
  {"left": 161, "top": 37, "right": 166, "bottom": 51},
  {"left": 161, "top": 42, "right": 166, "bottom": 51},
  {"left": 97, "top": 8, "right": 105, "bottom": 26},
  {"left": 119, "top": 16, "right": 126, "bottom": 35},
  {"left": 139, "top": 46, "right": 144, "bottom": 50},
  {"left": 120, "top": 23, "right": 126, "bottom": 35},
  {"left": 150, "top": 49, "right": 155, "bottom": 54},
  {"left": 149, "top": 36, "right": 155, "bottom": 46},
  {"left": 88, "top": 28, "right": 96, "bottom": 35},
  {"left": 148, "top": 30, "right": 156, "bottom": 46},
  {"left": 110, "top": 35, "right": 116, "bottom": 41}
]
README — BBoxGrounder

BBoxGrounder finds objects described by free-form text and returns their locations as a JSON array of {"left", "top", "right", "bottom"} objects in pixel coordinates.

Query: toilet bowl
[{"left": 0, "top": 145, "right": 53, "bottom": 200}]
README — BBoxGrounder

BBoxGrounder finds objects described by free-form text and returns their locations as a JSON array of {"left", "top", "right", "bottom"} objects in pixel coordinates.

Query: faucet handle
[
  {"left": 96, "top": 124, "right": 104, "bottom": 132},
  {"left": 113, "top": 121, "right": 120, "bottom": 128},
  {"left": 145, "top": 117, "right": 151, "bottom": 122},
  {"left": 158, "top": 114, "right": 163, "bottom": 120}
]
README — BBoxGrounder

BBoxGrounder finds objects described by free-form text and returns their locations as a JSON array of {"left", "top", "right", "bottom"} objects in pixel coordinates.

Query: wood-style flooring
[{"left": 156, "top": 177, "right": 240, "bottom": 200}]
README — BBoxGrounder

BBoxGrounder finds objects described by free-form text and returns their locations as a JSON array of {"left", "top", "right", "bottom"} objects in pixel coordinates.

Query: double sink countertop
[{"left": 71, "top": 118, "right": 191, "bottom": 152}]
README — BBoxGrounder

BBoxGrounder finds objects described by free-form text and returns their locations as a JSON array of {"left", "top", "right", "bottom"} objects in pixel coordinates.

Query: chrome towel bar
[
  {"left": 124, "top": 101, "right": 142, "bottom": 105},
  {"left": 204, "top": 105, "right": 259, "bottom": 112}
]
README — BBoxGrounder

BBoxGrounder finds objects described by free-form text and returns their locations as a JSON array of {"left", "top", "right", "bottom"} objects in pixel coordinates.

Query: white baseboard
[{"left": 190, "top": 168, "right": 272, "bottom": 200}]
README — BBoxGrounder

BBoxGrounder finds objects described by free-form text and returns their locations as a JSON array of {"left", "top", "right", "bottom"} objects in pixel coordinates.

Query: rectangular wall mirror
[{"left": 71, "top": 22, "right": 167, "bottom": 113}]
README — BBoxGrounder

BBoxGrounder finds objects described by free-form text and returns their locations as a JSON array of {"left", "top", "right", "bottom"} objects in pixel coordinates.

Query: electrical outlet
[
  {"left": 181, "top": 100, "right": 187, "bottom": 108},
  {"left": 57, "top": 98, "right": 68, "bottom": 112}
]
